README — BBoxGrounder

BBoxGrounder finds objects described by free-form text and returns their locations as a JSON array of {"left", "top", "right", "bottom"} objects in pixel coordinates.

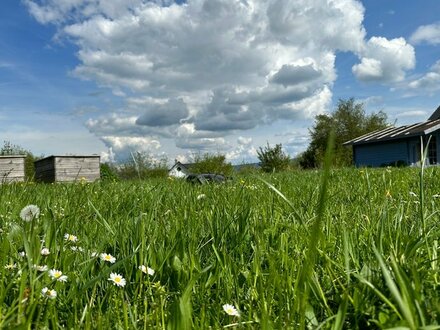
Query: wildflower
[
  {"left": 4, "top": 263, "right": 17, "bottom": 270},
  {"left": 20, "top": 205, "right": 40, "bottom": 222},
  {"left": 34, "top": 265, "right": 48, "bottom": 272},
  {"left": 70, "top": 246, "right": 83, "bottom": 252},
  {"left": 385, "top": 190, "right": 392, "bottom": 198},
  {"left": 108, "top": 273, "right": 126, "bottom": 287},
  {"left": 48, "top": 269, "right": 68, "bottom": 282},
  {"left": 41, "top": 287, "right": 57, "bottom": 299},
  {"left": 139, "top": 265, "right": 155, "bottom": 276},
  {"left": 64, "top": 233, "right": 78, "bottom": 242},
  {"left": 91, "top": 251, "right": 99, "bottom": 258},
  {"left": 41, "top": 248, "right": 50, "bottom": 256},
  {"left": 18, "top": 251, "right": 26, "bottom": 258},
  {"left": 100, "top": 253, "right": 116, "bottom": 263},
  {"left": 197, "top": 194, "right": 206, "bottom": 200},
  {"left": 223, "top": 304, "right": 240, "bottom": 317}
]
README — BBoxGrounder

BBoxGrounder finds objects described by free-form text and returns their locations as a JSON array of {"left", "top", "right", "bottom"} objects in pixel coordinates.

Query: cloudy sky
[{"left": 1, "top": 0, "right": 440, "bottom": 164}]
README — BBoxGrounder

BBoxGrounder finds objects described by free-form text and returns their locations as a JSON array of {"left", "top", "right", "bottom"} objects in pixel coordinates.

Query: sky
[{"left": 1, "top": 0, "right": 440, "bottom": 164}]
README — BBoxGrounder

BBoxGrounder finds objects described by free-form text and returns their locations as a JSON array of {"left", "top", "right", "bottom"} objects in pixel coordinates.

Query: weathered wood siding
[
  {"left": 0, "top": 156, "right": 26, "bottom": 183},
  {"left": 35, "top": 156, "right": 100, "bottom": 183}
]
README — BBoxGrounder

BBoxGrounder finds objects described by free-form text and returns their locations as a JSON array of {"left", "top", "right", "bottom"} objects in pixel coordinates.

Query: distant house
[
  {"left": 0, "top": 155, "right": 26, "bottom": 183},
  {"left": 168, "top": 161, "right": 193, "bottom": 178},
  {"left": 344, "top": 106, "right": 440, "bottom": 167},
  {"left": 34, "top": 155, "right": 100, "bottom": 183}
]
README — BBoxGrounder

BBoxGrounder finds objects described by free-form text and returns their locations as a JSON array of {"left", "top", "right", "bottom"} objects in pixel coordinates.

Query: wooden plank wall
[
  {"left": 0, "top": 156, "right": 26, "bottom": 183},
  {"left": 55, "top": 157, "right": 100, "bottom": 182}
]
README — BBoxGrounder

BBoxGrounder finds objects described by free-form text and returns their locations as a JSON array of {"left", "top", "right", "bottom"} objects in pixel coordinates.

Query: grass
[{"left": 0, "top": 167, "right": 440, "bottom": 329}]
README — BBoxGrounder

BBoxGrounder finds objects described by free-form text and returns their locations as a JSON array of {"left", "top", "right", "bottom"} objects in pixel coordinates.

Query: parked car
[{"left": 185, "top": 173, "right": 227, "bottom": 184}]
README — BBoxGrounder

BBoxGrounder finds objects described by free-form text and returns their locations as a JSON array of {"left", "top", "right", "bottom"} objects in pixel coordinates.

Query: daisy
[
  {"left": 108, "top": 273, "right": 126, "bottom": 287},
  {"left": 100, "top": 253, "right": 116, "bottom": 263},
  {"left": 41, "top": 287, "right": 57, "bottom": 299},
  {"left": 138, "top": 265, "right": 155, "bottom": 276},
  {"left": 41, "top": 248, "right": 50, "bottom": 256},
  {"left": 48, "top": 269, "right": 68, "bottom": 282},
  {"left": 4, "top": 263, "right": 17, "bottom": 270},
  {"left": 33, "top": 264, "right": 48, "bottom": 272},
  {"left": 223, "top": 304, "right": 240, "bottom": 317},
  {"left": 20, "top": 205, "right": 40, "bottom": 222},
  {"left": 64, "top": 233, "right": 78, "bottom": 242}
]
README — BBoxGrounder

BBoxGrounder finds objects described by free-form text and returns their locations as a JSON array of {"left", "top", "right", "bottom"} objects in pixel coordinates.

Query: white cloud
[
  {"left": 410, "top": 22, "right": 440, "bottom": 45},
  {"left": 24, "top": 0, "right": 413, "bottom": 160},
  {"left": 407, "top": 60, "right": 440, "bottom": 93},
  {"left": 99, "top": 136, "right": 161, "bottom": 162},
  {"left": 353, "top": 37, "right": 415, "bottom": 82}
]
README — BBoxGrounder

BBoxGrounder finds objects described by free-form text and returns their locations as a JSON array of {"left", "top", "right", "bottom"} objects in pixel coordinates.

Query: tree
[
  {"left": 117, "top": 151, "right": 168, "bottom": 180},
  {"left": 299, "top": 98, "right": 389, "bottom": 168},
  {"left": 0, "top": 141, "right": 37, "bottom": 180},
  {"left": 190, "top": 153, "right": 233, "bottom": 176},
  {"left": 257, "top": 143, "right": 290, "bottom": 173}
]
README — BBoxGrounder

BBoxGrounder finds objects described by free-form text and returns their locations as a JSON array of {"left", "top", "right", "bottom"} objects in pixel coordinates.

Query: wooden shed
[
  {"left": 0, "top": 155, "right": 26, "bottom": 183},
  {"left": 34, "top": 155, "right": 100, "bottom": 183},
  {"left": 344, "top": 106, "right": 440, "bottom": 167}
]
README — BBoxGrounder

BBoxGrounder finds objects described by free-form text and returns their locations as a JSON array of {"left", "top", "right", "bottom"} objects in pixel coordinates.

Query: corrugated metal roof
[{"left": 343, "top": 119, "right": 440, "bottom": 146}]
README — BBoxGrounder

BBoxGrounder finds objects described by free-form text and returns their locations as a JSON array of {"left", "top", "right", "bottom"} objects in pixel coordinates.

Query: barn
[
  {"left": 34, "top": 155, "right": 100, "bottom": 183},
  {"left": 168, "top": 161, "right": 193, "bottom": 178},
  {"left": 344, "top": 107, "right": 440, "bottom": 167},
  {"left": 0, "top": 155, "right": 26, "bottom": 183}
]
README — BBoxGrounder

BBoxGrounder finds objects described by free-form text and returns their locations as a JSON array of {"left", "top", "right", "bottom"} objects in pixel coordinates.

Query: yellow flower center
[{"left": 114, "top": 277, "right": 121, "bottom": 283}]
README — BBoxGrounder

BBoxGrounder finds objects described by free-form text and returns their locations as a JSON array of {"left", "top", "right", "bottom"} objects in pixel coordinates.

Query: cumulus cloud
[
  {"left": 410, "top": 22, "right": 440, "bottom": 45},
  {"left": 352, "top": 37, "right": 415, "bottom": 82},
  {"left": 23, "top": 0, "right": 415, "bottom": 160},
  {"left": 136, "top": 98, "right": 189, "bottom": 127},
  {"left": 99, "top": 136, "right": 161, "bottom": 162}
]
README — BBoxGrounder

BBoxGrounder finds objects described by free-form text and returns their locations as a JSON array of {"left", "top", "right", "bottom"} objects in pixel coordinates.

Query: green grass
[{"left": 0, "top": 167, "right": 440, "bottom": 329}]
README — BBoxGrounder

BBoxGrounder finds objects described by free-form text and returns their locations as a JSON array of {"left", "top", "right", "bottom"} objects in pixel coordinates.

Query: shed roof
[{"left": 343, "top": 118, "right": 440, "bottom": 146}]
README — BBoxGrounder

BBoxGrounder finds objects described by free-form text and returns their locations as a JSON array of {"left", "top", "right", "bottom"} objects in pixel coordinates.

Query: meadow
[{"left": 0, "top": 167, "right": 439, "bottom": 329}]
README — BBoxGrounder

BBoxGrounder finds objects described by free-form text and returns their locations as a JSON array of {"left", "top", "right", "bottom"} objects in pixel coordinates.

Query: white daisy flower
[
  {"left": 4, "top": 263, "right": 17, "bottom": 270},
  {"left": 41, "top": 287, "right": 57, "bottom": 299},
  {"left": 223, "top": 304, "right": 240, "bottom": 317},
  {"left": 70, "top": 246, "right": 83, "bottom": 252},
  {"left": 100, "top": 253, "right": 116, "bottom": 263},
  {"left": 138, "top": 265, "right": 155, "bottom": 276},
  {"left": 48, "top": 269, "right": 68, "bottom": 282},
  {"left": 33, "top": 265, "right": 48, "bottom": 272},
  {"left": 64, "top": 233, "right": 78, "bottom": 242},
  {"left": 108, "top": 273, "right": 126, "bottom": 287},
  {"left": 20, "top": 205, "right": 40, "bottom": 222},
  {"left": 41, "top": 248, "right": 50, "bottom": 256}
]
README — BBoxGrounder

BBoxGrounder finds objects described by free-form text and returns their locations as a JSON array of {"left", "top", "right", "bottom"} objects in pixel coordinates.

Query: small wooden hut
[
  {"left": 0, "top": 155, "right": 26, "bottom": 183},
  {"left": 34, "top": 155, "right": 100, "bottom": 183}
]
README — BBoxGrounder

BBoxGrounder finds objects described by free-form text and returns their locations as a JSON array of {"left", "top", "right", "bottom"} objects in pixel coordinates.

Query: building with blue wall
[{"left": 344, "top": 107, "right": 440, "bottom": 167}]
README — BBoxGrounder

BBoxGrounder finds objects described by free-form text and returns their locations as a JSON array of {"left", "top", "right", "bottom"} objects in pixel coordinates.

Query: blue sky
[{"left": 1, "top": 0, "right": 440, "bottom": 164}]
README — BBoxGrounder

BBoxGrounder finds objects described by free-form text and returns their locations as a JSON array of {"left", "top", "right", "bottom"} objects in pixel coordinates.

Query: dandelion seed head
[{"left": 20, "top": 205, "right": 40, "bottom": 222}]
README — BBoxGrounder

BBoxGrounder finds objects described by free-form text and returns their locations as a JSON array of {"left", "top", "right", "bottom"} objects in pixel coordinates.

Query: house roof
[
  {"left": 343, "top": 118, "right": 440, "bottom": 146},
  {"left": 168, "top": 161, "right": 195, "bottom": 172}
]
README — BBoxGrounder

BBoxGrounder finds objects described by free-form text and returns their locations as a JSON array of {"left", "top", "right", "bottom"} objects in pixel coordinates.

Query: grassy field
[{"left": 0, "top": 167, "right": 439, "bottom": 329}]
